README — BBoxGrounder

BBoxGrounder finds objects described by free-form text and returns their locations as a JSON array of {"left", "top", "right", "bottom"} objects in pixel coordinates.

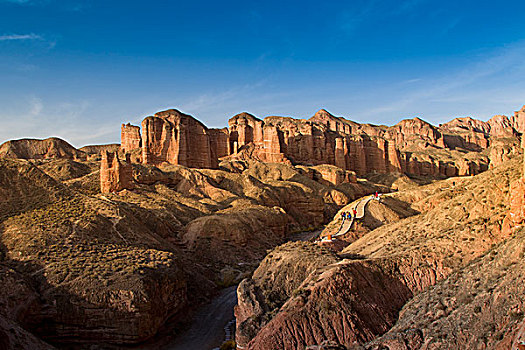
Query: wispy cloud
[
  {"left": 1, "top": 0, "right": 50, "bottom": 5},
  {"left": 359, "top": 41, "right": 525, "bottom": 123},
  {"left": 0, "top": 96, "right": 116, "bottom": 147},
  {"left": 401, "top": 78, "right": 422, "bottom": 84},
  {"left": 393, "top": 0, "right": 429, "bottom": 15},
  {"left": 2, "top": 0, "right": 88, "bottom": 11},
  {"left": 2, "top": 0, "right": 32, "bottom": 3},
  {"left": 338, "top": 0, "right": 429, "bottom": 36},
  {"left": 0, "top": 33, "right": 41, "bottom": 41}
]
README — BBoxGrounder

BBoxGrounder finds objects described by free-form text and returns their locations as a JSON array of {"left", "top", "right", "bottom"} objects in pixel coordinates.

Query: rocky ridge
[{"left": 116, "top": 105, "right": 525, "bottom": 179}]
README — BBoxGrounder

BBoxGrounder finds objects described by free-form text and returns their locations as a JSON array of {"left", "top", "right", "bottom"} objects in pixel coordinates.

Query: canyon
[
  {"left": 235, "top": 130, "right": 525, "bottom": 349},
  {"left": 0, "top": 104, "right": 523, "bottom": 349}
]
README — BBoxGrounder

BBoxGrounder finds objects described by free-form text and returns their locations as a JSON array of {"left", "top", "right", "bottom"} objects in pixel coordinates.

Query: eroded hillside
[
  {"left": 235, "top": 156, "right": 524, "bottom": 350},
  {"left": 0, "top": 156, "right": 378, "bottom": 348}
]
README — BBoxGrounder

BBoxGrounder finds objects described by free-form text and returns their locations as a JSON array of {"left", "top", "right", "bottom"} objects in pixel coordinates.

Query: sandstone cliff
[
  {"left": 4, "top": 105, "right": 522, "bottom": 181},
  {"left": 100, "top": 151, "right": 134, "bottom": 193},
  {"left": 226, "top": 108, "right": 518, "bottom": 178},
  {"left": 141, "top": 109, "right": 224, "bottom": 168},
  {"left": 120, "top": 123, "right": 142, "bottom": 152}
]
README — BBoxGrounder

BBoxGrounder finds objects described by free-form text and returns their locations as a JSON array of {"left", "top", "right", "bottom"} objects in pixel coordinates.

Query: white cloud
[{"left": 0, "top": 33, "right": 41, "bottom": 41}]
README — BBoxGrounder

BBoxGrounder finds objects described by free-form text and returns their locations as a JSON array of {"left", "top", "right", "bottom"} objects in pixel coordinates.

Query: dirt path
[
  {"left": 327, "top": 195, "right": 376, "bottom": 239},
  {"left": 168, "top": 286, "right": 237, "bottom": 350},
  {"left": 356, "top": 196, "right": 373, "bottom": 218}
]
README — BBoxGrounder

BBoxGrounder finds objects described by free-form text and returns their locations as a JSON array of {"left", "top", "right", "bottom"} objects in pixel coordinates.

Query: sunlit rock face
[
  {"left": 100, "top": 151, "right": 134, "bottom": 193},
  {"left": 104, "top": 105, "right": 524, "bottom": 178},
  {"left": 120, "top": 123, "right": 142, "bottom": 153},
  {"left": 141, "top": 109, "right": 219, "bottom": 168}
]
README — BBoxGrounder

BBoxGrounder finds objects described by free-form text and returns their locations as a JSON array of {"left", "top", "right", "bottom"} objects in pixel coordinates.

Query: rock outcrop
[
  {"left": 511, "top": 105, "right": 525, "bottom": 134},
  {"left": 120, "top": 123, "right": 142, "bottom": 153},
  {"left": 141, "top": 109, "right": 219, "bottom": 168},
  {"left": 228, "top": 112, "right": 264, "bottom": 149},
  {"left": 365, "top": 226, "right": 525, "bottom": 350},
  {"left": 4, "top": 105, "right": 523, "bottom": 180},
  {"left": 119, "top": 106, "right": 511, "bottom": 177},
  {"left": 209, "top": 127, "right": 231, "bottom": 159},
  {"left": 100, "top": 151, "right": 134, "bottom": 193},
  {"left": 226, "top": 108, "right": 511, "bottom": 178}
]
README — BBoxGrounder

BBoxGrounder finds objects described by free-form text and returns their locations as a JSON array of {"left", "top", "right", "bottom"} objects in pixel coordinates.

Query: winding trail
[{"left": 322, "top": 194, "right": 380, "bottom": 240}]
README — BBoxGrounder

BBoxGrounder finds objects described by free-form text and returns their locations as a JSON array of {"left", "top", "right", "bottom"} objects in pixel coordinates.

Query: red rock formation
[
  {"left": 121, "top": 123, "right": 142, "bottom": 153},
  {"left": 141, "top": 109, "right": 218, "bottom": 168},
  {"left": 511, "top": 105, "right": 525, "bottom": 134},
  {"left": 228, "top": 112, "right": 264, "bottom": 149},
  {"left": 237, "top": 257, "right": 416, "bottom": 350},
  {"left": 226, "top": 109, "right": 499, "bottom": 177},
  {"left": 100, "top": 151, "right": 134, "bottom": 193},
  {"left": 504, "top": 178, "right": 525, "bottom": 232},
  {"left": 441, "top": 116, "right": 492, "bottom": 134},
  {"left": 440, "top": 114, "right": 517, "bottom": 148},
  {"left": 488, "top": 114, "right": 516, "bottom": 137},
  {"left": 387, "top": 117, "right": 442, "bottom": 148},
  {"left": 79, "top": 144, "right": 120, "bottom": 156},
  {"left": 118, "top": 105, "right": 524, "bottom": 177},
  {"left": 260, "top": 125, "right": 288, "bottom": 163},
  {"left": 209, "top": 127, "right": 230, "bottom": 159},
  {"left": 386, "top": 141, "right": 402, "bottom": 172},
  {"left": 309, "top": 109, "right": 354, "bottom": 134},
  {"left": 310, "top": 165, "right": 351, "bottom": 186},
  {"left": 334, "top": 138, "right": 346, "bottom": 170},
  {"left": 489, "top": 138, "right": 521, "bottom": 168}
]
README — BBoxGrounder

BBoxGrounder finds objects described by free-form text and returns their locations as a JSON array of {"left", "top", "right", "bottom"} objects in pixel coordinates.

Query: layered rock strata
[
  {"left": 227, "top": 108, "right": 520, "bottom": 177},
  {"left": 119, "top": 108, "right": 502, "bottom": 177},
  {"left": 100, "top": 151, "right": 134, "bottom": 193},
  {"left": 3, "top": 106, "right": 520, "bottom": 180},
  {"left": 138, "top": 109, "right": 230, "bottom": 168},
  {"left": 120, "top": 123, "right": 142, "bottom": 153},
  {"left": 235, "top": 157, "right": 522, "bottom": 349}
]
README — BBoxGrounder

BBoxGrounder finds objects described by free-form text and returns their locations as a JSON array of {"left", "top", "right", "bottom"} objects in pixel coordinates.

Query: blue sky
[{"left": 2, "top": 0, "right": 525, "bottom": 147}]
